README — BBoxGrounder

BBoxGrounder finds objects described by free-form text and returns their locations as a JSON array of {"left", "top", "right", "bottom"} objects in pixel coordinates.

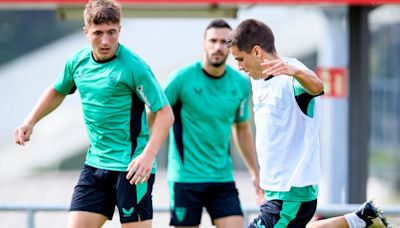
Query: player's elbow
[
  {"left": 309, "top": 81, "right": 324, "bottom": 96},
  {"left": 161, "top": 105, "right": 175, "bottom": 127},
  {"left": 305, "top": 72, "right": 324, "bottom": 95}
]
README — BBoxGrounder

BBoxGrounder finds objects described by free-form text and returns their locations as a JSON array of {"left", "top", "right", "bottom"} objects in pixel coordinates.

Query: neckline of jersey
[
  {"left": 90, "top": 44, "right": 121, "bottom": 64},
  {"left": 201, "top": 68, "right": 226, "bottom": 79}
]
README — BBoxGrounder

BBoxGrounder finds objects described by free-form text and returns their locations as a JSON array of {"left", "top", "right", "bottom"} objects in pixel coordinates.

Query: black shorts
[
  {"left": 69, "top": 164, "right": 155, "bottom": 223},
  {"left": 169, "top": 181, "right": 243, "bottom": 226},
  {"left": 249, "top": 199, "right": 317, "bottom": 228}
]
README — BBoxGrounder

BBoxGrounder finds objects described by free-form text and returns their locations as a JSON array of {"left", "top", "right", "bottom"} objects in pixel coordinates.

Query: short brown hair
[
  {"left": 205, "top": 19, "right": 231, "bottom": 33},
  {"left": 84, "top": 0, "right": 121, "bottom": 26},
  {"left": 226, "top": 19, "right": 276, "bottom": 54}
]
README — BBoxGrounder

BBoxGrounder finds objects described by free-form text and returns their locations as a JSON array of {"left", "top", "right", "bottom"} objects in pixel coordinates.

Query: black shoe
[{"left": 356, "top": 200, "right": 390, "bottom": 227}]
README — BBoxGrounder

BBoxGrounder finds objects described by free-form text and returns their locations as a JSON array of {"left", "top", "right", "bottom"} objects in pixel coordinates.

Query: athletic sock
[{"left": 344, "top": 212, "right": 367, "bottom": 228}]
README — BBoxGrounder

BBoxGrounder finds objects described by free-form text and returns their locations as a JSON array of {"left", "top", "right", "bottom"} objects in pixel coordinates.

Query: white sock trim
[{"left": 344, "top": 212, "right": 367, "bottom": 228}]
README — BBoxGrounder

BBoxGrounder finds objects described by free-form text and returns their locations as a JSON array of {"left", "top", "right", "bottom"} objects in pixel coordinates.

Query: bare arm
[
  {"left": 232, "top": 121, "right": 264, "bottom": 204},
  {"left": 14, "top": 86, "right": 66, "bottom": 145},
  {"left": 146, "top": 107, "right": 155, "bottom": 129},
  {"left": 290, "top": 67, "right": 324, "bottom": 95},
  {"left": 261, "top": 59, "right": 324, "bottom": 95},
  {"left": 127, "top": 104, "right": 174, "bottom": 185}
]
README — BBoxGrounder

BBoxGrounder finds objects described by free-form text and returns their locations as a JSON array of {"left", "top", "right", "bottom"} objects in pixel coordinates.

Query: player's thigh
[
  {"left": 67, "top": 211, "right": 107, "bottom": 228},
  {"left": 286, "top": 199, "right": 317, "bottom": 227},
  {"left": 175, "top": 226, "right": 199, "bottom": 228},
  {"left": 169, "top": 182, "right": 206, "bottom": 226},
  {"left": 248, "top": 200, "right": 281, "bottom": 228},
  {"left": 116, "top": 174, "right": 155, "bottom": 223},
  {"left": 206, "top": 182, "right": 243, "bottom": 221},
  {"left": 214, "top": 215, "right": 243, "bottom": 228},
  {"left": 69, "top": 165, "right": 117, "bottom": 220},
  {"left": 121, "top": 220, "right": 152, "bottom": 228},
  {"left": 249, "top": 199, "right": 317, "bottom": 228}
]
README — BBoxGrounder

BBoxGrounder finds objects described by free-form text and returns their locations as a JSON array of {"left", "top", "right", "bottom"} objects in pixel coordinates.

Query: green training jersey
[
  {"left": 165, "top": 61, "right": 251, "bottom": 183},
  {"left": 54, "top": 44, "right": 168, "bottom": 172}
]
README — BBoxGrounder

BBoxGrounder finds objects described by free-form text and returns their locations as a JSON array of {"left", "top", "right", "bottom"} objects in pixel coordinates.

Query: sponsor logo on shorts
[{"left": 122, "top": 207, "right": 134, "bottom": 217}]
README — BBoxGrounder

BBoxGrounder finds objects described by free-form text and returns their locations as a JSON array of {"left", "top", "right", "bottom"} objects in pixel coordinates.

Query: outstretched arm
[
  {"left": 232, "top": 121, "right": 264, "bottom": 204},
  {"left": 126, "top": 104, "right": 174, "bottom": 185},
  {"left": 14, "top": 86, "right": 66, "bottom": 145}
]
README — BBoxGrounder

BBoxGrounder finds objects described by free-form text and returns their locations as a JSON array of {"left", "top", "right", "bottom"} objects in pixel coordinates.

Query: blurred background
[{"left": 0, "top": 0, "right": 399, "bottom": 227}]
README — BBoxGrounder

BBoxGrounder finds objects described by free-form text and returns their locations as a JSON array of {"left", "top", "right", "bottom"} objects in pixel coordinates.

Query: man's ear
[
  {"left": 252, "top": 45, "right": 263, "bottom": 59},
  {"left": 83, "top": 26, "right": 87, "bottom": 34}
]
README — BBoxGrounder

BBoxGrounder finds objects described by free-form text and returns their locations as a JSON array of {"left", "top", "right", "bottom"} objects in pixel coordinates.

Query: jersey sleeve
[
  {"left": 53, "top": 57, "right": 76, "bottom": 95},
  {"left": 235, "top": 76, "right": 251, "bottom": 123},
  {"left": 163, "top": 69, "right": 183, "bottom": 106},
  {"left": 133, "top": 64, "right": 169, "bottom": 113}
]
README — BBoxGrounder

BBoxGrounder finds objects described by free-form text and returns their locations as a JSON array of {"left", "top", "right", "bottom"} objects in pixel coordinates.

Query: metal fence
[{"left": 1, "top": 204, "right": 400, "bottom": 228}]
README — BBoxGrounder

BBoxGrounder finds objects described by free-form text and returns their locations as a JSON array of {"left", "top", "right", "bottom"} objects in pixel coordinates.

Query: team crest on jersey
[{"left": 108, "top": 73, "right": 120, "bottom": 86}]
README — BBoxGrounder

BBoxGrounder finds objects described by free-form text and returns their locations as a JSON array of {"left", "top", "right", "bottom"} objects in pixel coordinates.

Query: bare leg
[
  {"left": 67, "top": 211, "right": 107, "bottom": 228},
  {"left": 175, "top": 226, "right": 199, "bottom": 228},
  {"left": 122, "top": 220, "right": 152, "bottom": 228},
  {"left": 306, "top": 216, "right": 349, "bottom": 228},
  {"left": 214, "top": 215, "right": 243, "bottom": 228}
]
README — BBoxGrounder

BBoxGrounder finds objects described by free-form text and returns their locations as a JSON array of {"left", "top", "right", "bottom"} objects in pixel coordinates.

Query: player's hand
[
  {"left": 256, "top": 188, "right": 265, "bottom": 205},
  {"left": 126, "top": 152, "right": 155, "bottom": 185},
  {"left": 14, "top": 123, "right": 33, "bottom": 146},
  {"left": 251, "top": 174, "right": 265, "bottom": 205},
  {"left": 261, "top": 58, "right": 296, "bottom": 79}
]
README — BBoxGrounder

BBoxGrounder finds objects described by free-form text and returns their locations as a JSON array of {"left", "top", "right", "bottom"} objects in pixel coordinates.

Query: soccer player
[
  {"left": 227, "top": 18, "right": 389, "bottom": 228},
  {"left": 227, "top": 18, "right": 323, "bottom": 228},
  {"left": 13, "top": 0, "right": 173, "bottom": 227},
  {"left": 163, "top": 19, "right": 262, "bottom": 228}
]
